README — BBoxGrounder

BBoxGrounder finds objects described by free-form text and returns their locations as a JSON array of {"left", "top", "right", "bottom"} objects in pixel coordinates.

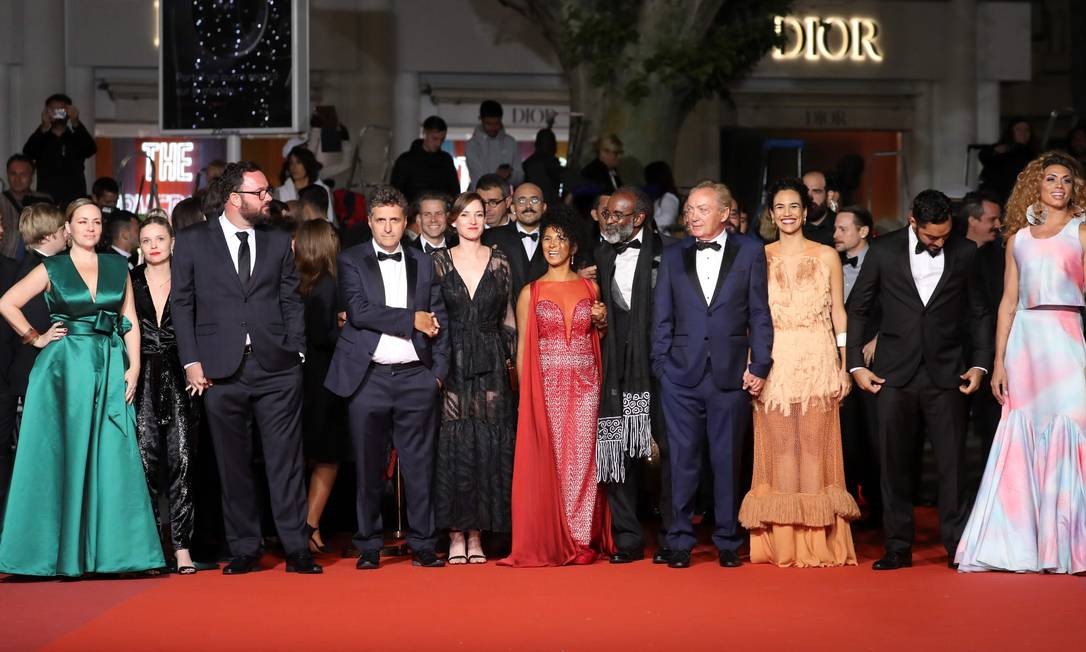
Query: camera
[{"left": 51, "top": 108, "right": 67, "bottom": 121}]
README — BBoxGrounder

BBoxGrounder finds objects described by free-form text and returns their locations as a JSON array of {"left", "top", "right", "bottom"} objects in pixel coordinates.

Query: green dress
[{"left": 0, "top": 254, "right": 164, "bottom": 576}]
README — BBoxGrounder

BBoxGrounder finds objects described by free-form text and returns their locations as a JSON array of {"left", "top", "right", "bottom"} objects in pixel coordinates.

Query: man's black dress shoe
[
  {"left": 356, "top": 551, "right": 380, "bottom": 570},
  {"left": 948, "top": 559, "right": 959, "bottom": 570},
  {"left": 285, "top": 551, "right": 323, "bottom": 574},
  {"left": 871, "top": 551, "right": 912, "bottom": 570},
  {"left": 652, "top": 548, "right": 673, "bottom": 565},
  {"left": 667, "top": 550, "right": 692, "bottom": 568},
  {"left": 412, "top": 550, "right": 445, "bottom": 568},
  {"left": 222, "top": 554, "right": 261, "bottom": 575},
  {"left": 609, "top": 550, "right": 644, "bottom": 564},
  {"left": 718, "top": 550, "right": 742, "bottom": 568}
]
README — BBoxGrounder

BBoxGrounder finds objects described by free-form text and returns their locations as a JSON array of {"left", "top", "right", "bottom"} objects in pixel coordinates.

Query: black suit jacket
[
  {"left": 405, "top": 230, "right": 460, "bottom": 254},
  {"left": 171, "top": 218, "right": 306, "bottom": 379},
  {"left": 324, "top": 242, "right": 449, "bottom": 398},
  {"left": 7, "top": 250, "right": 51, "bottom": 395},
  {"left": 846, "top": 227, "right": 993, "bottom": 389},
  {"left": 0, "top": 256, "right": 19, "bottom": 392},
  {"left": 482, "top": 222, "right": 546, "bottom": 300}
]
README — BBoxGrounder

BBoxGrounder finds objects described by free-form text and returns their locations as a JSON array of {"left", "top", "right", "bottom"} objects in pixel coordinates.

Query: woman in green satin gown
[{"left": 0, "top": 199, "right": 163, "bottom": 576}]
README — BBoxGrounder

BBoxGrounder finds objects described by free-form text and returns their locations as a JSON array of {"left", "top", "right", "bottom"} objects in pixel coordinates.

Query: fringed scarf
[{"left": 595, "top": 229, "right": 660, "bottom": 482}]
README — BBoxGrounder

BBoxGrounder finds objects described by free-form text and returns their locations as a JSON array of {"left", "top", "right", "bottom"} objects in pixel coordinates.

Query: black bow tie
[
  {"left": 423, "top": 243, "right": 445, "bottom": 254},
  {"left": 519, "top": 231, "right": 539, "bottom": 242},
  {"left": 842, "top": 254, "right": 858, "bottom": 268},
  {"left": 377, "top": 251, "right": 402, "bottom": 262},
  {"left": 613, "top": 239, "right": 642, "bottom": 255},
  {"left": 914, "top": 241, "right": 940, "bottom": 257},
  {"left": 695, "top": 240, "right": 721, "bottom": 251}
]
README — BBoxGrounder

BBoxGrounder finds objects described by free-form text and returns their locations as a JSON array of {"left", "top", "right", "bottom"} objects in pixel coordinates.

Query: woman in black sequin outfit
[{"left": 132, "top": 216, "right": 200, "bottom": 573}]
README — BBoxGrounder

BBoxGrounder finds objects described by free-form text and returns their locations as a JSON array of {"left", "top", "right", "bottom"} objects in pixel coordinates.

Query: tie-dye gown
[{"left": 956, "top": 216, "right": 1086, "bottom": 574}]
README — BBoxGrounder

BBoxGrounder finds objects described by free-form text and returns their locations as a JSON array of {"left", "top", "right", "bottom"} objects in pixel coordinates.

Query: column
[
  {"left": 21, "top": 0, "right": 66, "bottom": 141},
  {"left": 930, "top": 0, "right": 977, "bottom": 194},
  {"left": 66, "top": 65, "right": 95, "bottom": 188},
  {"left": 392, "top": 71, "right": 419, "bottom": 164}
]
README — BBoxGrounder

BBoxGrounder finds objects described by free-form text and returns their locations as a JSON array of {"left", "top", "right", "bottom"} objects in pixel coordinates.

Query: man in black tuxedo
[
  {"left": 172, "top": 162, "right": 320, "bottom": 575},
  {"left": 482, "top": 182, "right": 547, "bottom": 299},
  {"left": 847, "top": 190, "right": 993, "bottom": 570},
  {"left": 325, "top": 185, "right": 449, "bottom": 570},
  {"left": 404, "top": 192, "right": 459, "bottom": 254},
  {"left": 595, "top": 187, "right": 674, "bottom": 563},
  {"left": 0, "top": 204, "right": 67, "bottom": 515}
]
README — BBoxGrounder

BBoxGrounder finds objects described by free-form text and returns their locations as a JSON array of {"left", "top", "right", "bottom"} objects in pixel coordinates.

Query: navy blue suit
[
  {"left": 651, "top": 233, "right": 773, "bottom": 552},
  {"left": 325, "top": 241, "right": 449, "bottom": 554}
]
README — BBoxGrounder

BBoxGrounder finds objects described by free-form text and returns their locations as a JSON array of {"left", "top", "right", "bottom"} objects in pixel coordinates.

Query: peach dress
[{"left": 738, "top": 247, "right": 859, "bottom": 567}]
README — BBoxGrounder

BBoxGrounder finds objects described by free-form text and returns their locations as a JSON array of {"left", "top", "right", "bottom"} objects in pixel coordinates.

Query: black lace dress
[
  {"left": 432, "top": 247, "right": 517, "bottom": 532},
  {"left": 131, "top": 265, "right": 200, "bottom": 551}
]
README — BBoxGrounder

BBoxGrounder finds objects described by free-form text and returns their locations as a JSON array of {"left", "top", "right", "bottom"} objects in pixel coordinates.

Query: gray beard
[{"left": 601, "top": 222, "right": 634, "bottom": 244}]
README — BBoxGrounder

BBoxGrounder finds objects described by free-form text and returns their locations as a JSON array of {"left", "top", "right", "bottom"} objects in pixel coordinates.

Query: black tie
[
  {"left": 613, "top": 239, "right": 642, "bottom": 255},
  {"left": 914, "top": 241, "right": 939, "bottom": 257},
  {"left": 695, "top": 240, "right": 721, "bottom": 251},
  {"left": 236, "top": 232, "right": 250, "bottom": 287},
  {"left": 377, "top": 251, "right": 403, "bottom": 262},
  {"left": 423, "top": 243, "right": 444, "bottom": 255},
  {"left": 128, "top": 252, "right": 140, "bottom": 268},
  {"left": 842, "top": 254, "right": 858, "bottom": 268},
  {"left": 520, "top": 231, "right": 539, "bottom": 242}
]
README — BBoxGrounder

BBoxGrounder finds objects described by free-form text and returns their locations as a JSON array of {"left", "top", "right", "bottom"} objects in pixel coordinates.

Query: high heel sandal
[{"left": 306, "top": 523, "right": 329, "bottom": 554}]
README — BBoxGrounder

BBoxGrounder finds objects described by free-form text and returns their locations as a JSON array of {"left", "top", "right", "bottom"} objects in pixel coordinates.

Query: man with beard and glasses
[
  {"left": 172, "top": 162, "right": 321, "bottom": 575},
  {"left": 483, "top": 182, "right": 548, "bottom": 299},
  {"left": 476, "top": 174, "right": 513, "bottom": 229},
  {"left": 847, "top": 189, "right": 992, "bottom": 571},
  {"left": 801, "top": 170, "right": 837, "bottom": 247},
  {"left": 595, "top": 187, "right": 675, "bottom": 564}
]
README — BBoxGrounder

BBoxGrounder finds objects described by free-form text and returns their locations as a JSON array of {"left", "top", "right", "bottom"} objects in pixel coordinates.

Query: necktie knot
[
  {"left": 236, "top": 232, "right": 249, "bottom": 243},
  {"left": 842, "top": 254, "right": 858, "bottom": 268},
  {"left": 520, "top": 231, "right": 539, "bottom": 242},
  {"left": 695, "top": 240, "right": 721, "bottom": 251},
  {"left": 377, "top": 251, "right": 403, "bottom": 262},
  {"left": 423, "top": 243, "right": 444, "bottom": 254},
  {"left": 914, "top": 241, "right": 939, "bottom": 257}
]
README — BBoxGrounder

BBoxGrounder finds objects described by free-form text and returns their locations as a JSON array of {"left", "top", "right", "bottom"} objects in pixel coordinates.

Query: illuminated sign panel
[{"left": 773, "top": 16, "right": 883, "bottom": 63}]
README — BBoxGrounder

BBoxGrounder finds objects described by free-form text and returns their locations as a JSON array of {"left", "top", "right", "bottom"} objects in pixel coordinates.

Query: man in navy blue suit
[
  {"left": 651, "top": 181, "right": 773, "bottom": 568},
  {"left": 325, "top": 185, "right": 450, "bottom": 570}
]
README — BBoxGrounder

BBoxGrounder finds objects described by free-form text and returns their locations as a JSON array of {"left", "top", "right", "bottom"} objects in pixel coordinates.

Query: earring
[{"left": 1026, "top": 203, "right": 1048, "bottom": 226}]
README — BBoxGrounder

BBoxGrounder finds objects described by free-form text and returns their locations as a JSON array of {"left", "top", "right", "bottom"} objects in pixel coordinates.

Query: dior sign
[{"left": 772, "top": 16, "right": 884, "bottom": 63}]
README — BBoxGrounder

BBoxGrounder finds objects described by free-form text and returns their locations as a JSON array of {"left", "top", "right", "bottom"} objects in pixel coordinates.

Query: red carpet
[{"left": 3, "top": 509, "right": 1084, "bottom": 651}]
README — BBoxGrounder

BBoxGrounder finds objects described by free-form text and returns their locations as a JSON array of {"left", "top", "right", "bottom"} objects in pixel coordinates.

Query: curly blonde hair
[{"left": 1003, "top": 151, "right": 1086, "bottom": 237}]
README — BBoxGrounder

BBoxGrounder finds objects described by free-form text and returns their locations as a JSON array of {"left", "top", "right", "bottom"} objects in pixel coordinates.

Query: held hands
[
  {"left": 124, "top": 366, "right": 139, "bottom": 404},
  {"left": 590, "top": 301, "right": 607, "bottom": 330},
  {"left": 742, "top": 370, "right": 765, "bottom": 397},
  {"left": 185, "top": 363, "right": 213, "bottom": 396},
  {"left": 415, "top": 311, "right": 440, "bottom": 338},
  {"left": 959, "top": 367, "right": 984, "bottom": 395},
  {"left": 851, "top": 368, "right": 885, "bottom": 394},
  {"left": 33, "top": 322, "right": 67, "bottom": 348},
  {"left": 990, "top": 364, "right": 1008, "bottom": 405}
]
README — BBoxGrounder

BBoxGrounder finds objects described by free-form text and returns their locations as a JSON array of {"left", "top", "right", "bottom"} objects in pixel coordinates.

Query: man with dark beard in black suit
[{"left": 482, "top": 182, "right": 547, "bottom": 299}]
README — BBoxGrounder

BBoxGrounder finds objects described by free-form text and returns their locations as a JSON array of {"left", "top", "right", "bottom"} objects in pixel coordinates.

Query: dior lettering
[{"left": 772, "top": 16, "right": 884, "bottom": 63}]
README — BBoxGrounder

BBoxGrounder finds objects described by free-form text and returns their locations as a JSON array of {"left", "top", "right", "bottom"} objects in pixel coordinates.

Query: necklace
[{"left": 146, "top": 272, "right": 171, "bottom": 289}]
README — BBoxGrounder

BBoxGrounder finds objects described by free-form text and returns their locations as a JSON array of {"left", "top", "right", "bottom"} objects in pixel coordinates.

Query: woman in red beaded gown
[{"left": 500, "top": 210, "right": 613, "bottom": 567}]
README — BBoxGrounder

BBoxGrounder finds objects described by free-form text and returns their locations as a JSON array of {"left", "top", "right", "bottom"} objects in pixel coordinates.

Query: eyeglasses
[
  {"left": 482, "top": 198, "right": 507, "bottom": 208},
  {"left": 234, "top": 187, "right": 272, "bottom": 200},
  {"left": 515, "top": 196, "right": 542, "bottom": 206},
  {"left": 601, "top": 210, "right": 636, "bottom": 222}
]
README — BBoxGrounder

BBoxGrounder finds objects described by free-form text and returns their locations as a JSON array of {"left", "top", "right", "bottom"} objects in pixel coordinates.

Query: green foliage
[{"left": 559, "top": 0, "right": 792, "bottom": 106}]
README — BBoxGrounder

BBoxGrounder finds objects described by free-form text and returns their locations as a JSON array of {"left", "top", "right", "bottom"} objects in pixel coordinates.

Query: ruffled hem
[
  {"left": 739, "top": 485, "right": 860, "bottom": 529},
  {"left": 955, "top": 409, "right": 1086, "bottom": 574},
  {"left": 748, "top": 519, "right": 858, "bottom": 568}
]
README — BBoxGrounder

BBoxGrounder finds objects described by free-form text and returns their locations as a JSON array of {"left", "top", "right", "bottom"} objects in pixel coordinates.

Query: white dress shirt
[
  {"left": 614, "top": 228, "right": 644, "bottom": 307},
  {"left": 908, "top": 227, "right": 943, "bottom": 306},
  {"left": 695, "top": 229, "right": 728, "bottom": 304},
  {"left": 516, "top": 221, "right": 540, "bottom": 260},
  {"left": 113, "top": 245, "right": 136, "bottom": 270},
  {"left": 371, "top": 241, "right": 420, "bottom": 364}
]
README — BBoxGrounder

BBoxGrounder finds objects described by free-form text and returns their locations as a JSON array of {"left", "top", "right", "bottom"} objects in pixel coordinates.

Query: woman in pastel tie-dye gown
[{"left": 956, "top": 152, "right": 1086, "bottom": 574}]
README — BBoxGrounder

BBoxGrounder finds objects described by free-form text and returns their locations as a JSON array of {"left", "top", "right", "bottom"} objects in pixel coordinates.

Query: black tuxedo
[
  {"left": 0, "top": 254, "right": 19, "bottom": 518},
  {"left": 846, "top": 226, "right": 993, "bottom": 557},
  {"left": 482, "top": 221, "right": 546, "bottom": 300},
  {"left": 171, "top": 217, "right": 309, "bottom": 558},
  {"left": 405, "top": 230, "right": 459, "bottom": 254},
  {"left": 7, "top": 250, "right": 51, "bottom": 396},
  {"left": 325, "top": 242, "right": 449, "bottom": 554},
  {"left": 968, "top": 240, "right": 1006, "bottom": 459}
]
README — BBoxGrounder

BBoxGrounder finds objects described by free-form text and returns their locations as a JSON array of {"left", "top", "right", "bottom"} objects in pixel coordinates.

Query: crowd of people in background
[{"left": 0, "top": 94, "right": 1083, "bottom": 578}]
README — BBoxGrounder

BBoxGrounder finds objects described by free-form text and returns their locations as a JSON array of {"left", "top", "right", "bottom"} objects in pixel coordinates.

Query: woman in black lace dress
[
  {"left": 132, "top": 216, "right": 201, "bottom": 573},
  {"left": 433, "top": 192, "right": 517, "bottom": 564}
]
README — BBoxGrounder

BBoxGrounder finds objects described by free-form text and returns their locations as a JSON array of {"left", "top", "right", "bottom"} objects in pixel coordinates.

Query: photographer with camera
[{"left": 22, "top": 93, "right": 97, "bottom": 208}]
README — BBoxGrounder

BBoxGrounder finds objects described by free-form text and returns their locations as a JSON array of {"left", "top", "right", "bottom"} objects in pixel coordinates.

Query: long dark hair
[
  {"left": 294, "top": 219, "right": 339, "bottom": 298},
  {"left": 284, "top": 145, "right": 322, "bottom": 185}
]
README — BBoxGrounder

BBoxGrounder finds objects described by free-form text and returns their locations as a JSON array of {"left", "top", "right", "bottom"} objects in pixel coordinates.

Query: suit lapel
[
  {"left": 247, "top": 229, "right": 273, "bottom": 296},
  {"left": 360, "top": 245, "right": 386, "bottom": 306},
  {"left": 405, "top": 249, "right": 418, "bottom": 309},
  {"left": 709, "top": 237, "right": 740, "bottom": 308},
  {"left": 208, "top": 220, "right": 244, "bottom": 294},
  {"left": 680, "top": 242, "right": 707, "bottom": 307}
]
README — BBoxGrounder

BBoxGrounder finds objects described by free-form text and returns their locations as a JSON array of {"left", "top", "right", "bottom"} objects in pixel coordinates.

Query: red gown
[{"left": 500, "top": 278, "right": 613, "bottom": 567}]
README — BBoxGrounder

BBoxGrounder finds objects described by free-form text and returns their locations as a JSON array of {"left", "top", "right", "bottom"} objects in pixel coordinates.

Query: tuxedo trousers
[
  {"left": 348, "top": 363, "right": 439, "bottom": 554},
  {"left": 876, "top": 365, "right": 970, "bottom": 555},
  {"left": 840, "top": 389, "right": 881, "bottom": 515},
  {"left": 203, "top": 353, "right": 308, "bottom": 558}
]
